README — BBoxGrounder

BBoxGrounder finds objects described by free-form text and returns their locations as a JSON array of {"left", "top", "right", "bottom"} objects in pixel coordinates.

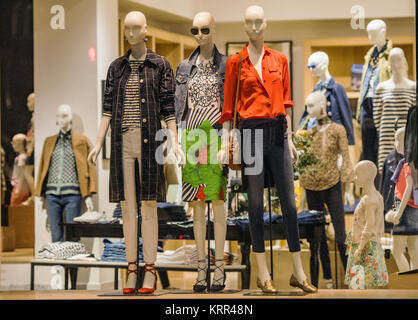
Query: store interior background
[{"left": 0, "top": 0, "right": 415, "bottom": 290}]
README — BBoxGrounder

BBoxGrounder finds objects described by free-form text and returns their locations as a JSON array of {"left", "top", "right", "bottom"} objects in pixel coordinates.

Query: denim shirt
[
  {"left": 297, "top": 77, "right": 355, "bottom": 145},
  {"left": 174, "top": 45, "right": 227, "bottom": 124}
]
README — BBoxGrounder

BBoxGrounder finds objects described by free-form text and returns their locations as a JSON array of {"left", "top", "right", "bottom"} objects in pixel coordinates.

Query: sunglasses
[
  {"left": 306, "top": 63, "right": 318, "bottom": 70},
  {"left": 190, "top": 27, "right": 210, "bottom": 35}
]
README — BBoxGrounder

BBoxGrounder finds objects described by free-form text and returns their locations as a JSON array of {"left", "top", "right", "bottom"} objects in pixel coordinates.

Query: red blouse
[{"left": 218, "top": 44, "right": 294, "bottom": 124}]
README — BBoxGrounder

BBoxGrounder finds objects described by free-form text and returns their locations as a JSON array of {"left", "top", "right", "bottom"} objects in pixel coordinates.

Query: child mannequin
[
  {"left": 345, "top": 160, "right": 388, "bottom": 289},
  {"left": 10, "top": 133, "right": 31, "bottom": 206}
]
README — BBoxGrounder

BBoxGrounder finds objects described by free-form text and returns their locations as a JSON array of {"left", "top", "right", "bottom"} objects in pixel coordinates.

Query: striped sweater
[{"left": 373, "top": 86, "right": 416, "bottom": 173}]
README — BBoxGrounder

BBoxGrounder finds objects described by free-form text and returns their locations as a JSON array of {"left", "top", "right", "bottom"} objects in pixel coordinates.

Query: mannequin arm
[
  {"left": 87, "top": 116, "right": 110, "bottom": 165},
  {"left": 166, "top": 120, "right": 185, "bottom": 165},
  {"left": 354, "top": 199, "right": 376, "bottom": 260},
  {"left": 286, "top": 110, "right": 299, "bottom": 163},
  {"left": 344, "top": 183, "right": 355, "bottom": 207},
  {"left": 218, "top": 121, "right": 231, "bottom": 165},
  {"left": 386, "top": 175, "right": 413, "bottom": 225}
]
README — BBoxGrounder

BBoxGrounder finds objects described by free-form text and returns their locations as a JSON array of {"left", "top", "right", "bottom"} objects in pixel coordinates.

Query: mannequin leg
[
  {"left": 212, "top": 200, "right": 227, "bottom": 284},
  {"left": 392, "top": 236, "right": 410, "bottom": 272},
  {"left": 255, "top": 252, "right": 271, "bottom": 283},
  {"left": 141, "top": 200, "right": 158, "bottom": 289},
  {"left": 406, "top": 236, "right": 418, "bottom": 270},
  {"left": 121, "top": 130, "right": 139, "bottom": 289},
  {"left": 192, "top": 200, "right": 207, "bottom": 285}
]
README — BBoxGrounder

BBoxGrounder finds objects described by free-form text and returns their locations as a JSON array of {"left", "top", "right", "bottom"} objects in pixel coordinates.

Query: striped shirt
[
  {"left": 122, "top": 60, "right": 144, "bottom": 129},
  {"left": 373, "top": 87, "right": 416, "bottom": 173}
]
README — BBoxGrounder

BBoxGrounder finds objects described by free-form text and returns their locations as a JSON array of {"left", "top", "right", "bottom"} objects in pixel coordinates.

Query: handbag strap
[{"left": 232, "top": 53, "right": 242, "bottom": 132}]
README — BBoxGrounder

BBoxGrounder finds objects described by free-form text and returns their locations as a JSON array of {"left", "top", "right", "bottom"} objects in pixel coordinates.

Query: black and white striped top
[
  {"left": 122, "top": 60, "right": 143, "bottom": 128},
  {"left": 373, "top": 86, "right": 416, "bottom": 173}
]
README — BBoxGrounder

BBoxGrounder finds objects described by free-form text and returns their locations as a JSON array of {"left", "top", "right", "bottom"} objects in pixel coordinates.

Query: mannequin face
[
  {"left": 367, "top": 20, "right": 386, "bottom": 46},
  {"left": 56, "top": 104, "right": 73, "bottom": 132},
  {"left": 389, "top": 48, "right": 406, "bottom": 76},
  {"left": 27, "top": 93, "right": 35, "bottom": 112},
  {"left": 191, "top": 12, "right": 214, "bottom": 46},
  {"left": 306, "top": 92, "right": 326, "bottom": 119},
  {"left": 124, "top": 11, "right": 147, "bottom": 46},
  {"left": 354, "top": 161, "right": 376, "bottom": 188},
  {"left": 394, "top": 127, "right": 405, "bottom": 155},
  {"left": 244, "top": 5, "right": 266, "bottom": 41},
  {"left": 307, "top": 52, "right": 329, "bottom": 78},
  {"left": 11, "top": 134, "right": 26, "bottom": 154}
]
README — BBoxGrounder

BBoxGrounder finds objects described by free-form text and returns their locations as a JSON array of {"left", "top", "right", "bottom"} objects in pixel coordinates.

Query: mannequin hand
[
  {"left": 37, "top": 196, "right": 46, "bottom": 211},
  {"left": 353, "top": 248, "right": 362, "bottom": 262},
  {"left": 217, "top": 145, "right": 228, "bottom": 168},
  {"left": 385, "top": 210, "right": 397, "bottom": 223},
  {"left": 37, "top": 197, "right": 50, "bottom": 232},
  {"left": 288, "top": 138, "right": 299, "bottom": 164},
  {"left": 176, "top": 145, "right": 186, "bottom": 168},
  {"left": 87, "top": 145, "right": 100, "bottom": 166},
  {"left": 344, "top": 191, "right": 355, "bottom": 208},
  {"left": 85, "top": 196, "right": 94, "bottom": 212}
]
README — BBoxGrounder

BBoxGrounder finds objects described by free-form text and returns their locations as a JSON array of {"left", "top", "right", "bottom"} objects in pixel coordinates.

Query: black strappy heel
[{"left": 210, "top": 258, "right": 226, "bottom": 292}]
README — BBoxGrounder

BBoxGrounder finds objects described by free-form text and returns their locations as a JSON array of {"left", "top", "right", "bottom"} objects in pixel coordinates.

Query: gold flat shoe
[
  {"left": 289, "top": 274, "right": 317, "bottom": 293},
  {"left": 256, "top": 278, "right": 278, "bottom": 293}
]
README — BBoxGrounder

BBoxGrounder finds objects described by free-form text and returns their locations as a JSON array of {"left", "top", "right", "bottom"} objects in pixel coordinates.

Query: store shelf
[{"left": 346, "top": 91, "right": 360, "bottom": 100}]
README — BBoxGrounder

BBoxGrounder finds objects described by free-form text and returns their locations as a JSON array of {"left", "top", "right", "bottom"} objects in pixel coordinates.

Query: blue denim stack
[{"left": 100, "top": 238, "right": 143, "bottom": 262}]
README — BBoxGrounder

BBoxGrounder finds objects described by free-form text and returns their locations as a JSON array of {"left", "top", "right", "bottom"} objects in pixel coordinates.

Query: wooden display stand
[
  {"left": 7, "top": 205, "right": 34, "bottom": 249},
  {"left": 1, "top": 226, "right": 16, "bottom": 252},
  {"left": 119, "top": 22, "right": 196, "bottom": 74}
]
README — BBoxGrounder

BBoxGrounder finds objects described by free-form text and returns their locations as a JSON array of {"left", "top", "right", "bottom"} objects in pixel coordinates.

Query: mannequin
[
  {"left": 10, "top": 133, "right": 31, "bottom": 206},
  {"left": 88, "top": 11, "right": 180, "bottom": 294},
  {"left": 299, "top": 91, "right": 354, "bottom": 287},
  {"left": 175, "top": 12, "right": 228, "bottom": 292},
  {"left": 385, "top": 127, "right": 418, "bottom": 272},
  {"left": 22, "top": 92, "right": 35, "bottom": 205},
  {"left": 356, "top": 19, "right": 393, "bottom": 165},
  {"left": 373, "top": 48, "right": 416, "bottom": 174},
  {"left": 218, "top": 5, "right": 316, "bottom": 293},
  {"left": 34, "top": 104, "right": 96, "bottom": 242},
  {"left": 299, "top": 52, "right": 354, "bottom": 146},
  {"left": 344, "top": 160, "right": 388, "bottom": 289}
]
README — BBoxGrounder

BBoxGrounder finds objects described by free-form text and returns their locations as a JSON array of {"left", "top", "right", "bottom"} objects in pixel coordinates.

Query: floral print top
[{"left": 299, "top": 122, "right": 354, "bottom": 191}]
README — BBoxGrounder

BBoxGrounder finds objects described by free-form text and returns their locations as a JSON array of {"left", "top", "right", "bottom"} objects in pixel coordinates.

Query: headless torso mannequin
[
  {"left": 219, "top": 5, "right": 316, "bottom": 294},
  {"left": 373, "top": 48, "right": 415, "bottom": 174},
  {"left": 385, "top": 128, "right": 418, "bottom": 272},
  {"left": 344, "top": 160, "right": 388, "bottom": 289},
  {"left": 88, "top": 11, "right": 180, "bottom": 294},
  {"left": 181, "top": 12, "right": 227, "bottom": 292}
]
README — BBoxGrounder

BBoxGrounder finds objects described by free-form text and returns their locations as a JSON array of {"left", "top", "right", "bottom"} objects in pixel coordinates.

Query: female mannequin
[
  {"left": 218, "top": 5, "right": 316, "bottom": 293},
  {"left": 385, "top": 127, "right": 418, "bottom": 272},
  {"left": 344, "top": 161, "right": 388, "bottom": 289},
  {"left": 299, "top": 52, "right": 354, "bottom": 146},
  {"left": 356, "top": 19, "right": 393, "bottom": 165},
  {"left": 88, "top": 11, "right": 180, "bottom": 294},
  {"left": 22, "top": 92, "right": 35, "bottom": 205},
  {"left": 174, "top": 12, "right": 228, "bottom": 292},
  {"left": 299, "top": 91, "right": 354, "bottom": 287},
  {"left": 373, "top": 48, "right": 416, "bottom": 174}
]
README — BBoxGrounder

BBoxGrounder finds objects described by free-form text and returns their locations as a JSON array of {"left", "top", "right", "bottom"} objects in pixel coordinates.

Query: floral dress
[
  {"left": 344, "top": 196, "right": 389, "bottom": 289},
  {"left": 181, "top": 58, "right": 227, "bottom": 202}
]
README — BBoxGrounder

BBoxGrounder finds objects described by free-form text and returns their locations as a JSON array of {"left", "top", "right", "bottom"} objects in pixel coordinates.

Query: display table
[{"left": 58, "top": 215, "right": 327, "bottom": 289}]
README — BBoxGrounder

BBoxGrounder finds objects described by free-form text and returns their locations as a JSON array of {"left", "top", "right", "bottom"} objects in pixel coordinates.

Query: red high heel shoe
[
  {"left": 139, "top": 263, "right": 157, "bottom": 294},
  {"left": 123, "top": 261, "right": 138, "bottom": 295}
]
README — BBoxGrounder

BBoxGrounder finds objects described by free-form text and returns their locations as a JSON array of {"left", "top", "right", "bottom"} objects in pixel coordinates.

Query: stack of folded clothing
[
  {"left": 113, "top": 203, "right": 122, "bottom": 219},
  {"left": 209, "top": 248, "right": 236, "bottom": 265},
  {"left": 101, "top": 238, "right": 163, "bottom": 262},
  {"left": 157, "top": 244, "right": 196, "bottom": 265},
  {"left": 157, "top": 202, "right": 188, "bottom": 223},
  {"left": 37, "top": 242, "right": 88, "bottom": 260}
]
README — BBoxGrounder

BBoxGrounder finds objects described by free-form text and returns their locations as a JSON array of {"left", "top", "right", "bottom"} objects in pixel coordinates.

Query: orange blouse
[{"left": 218, "top": 44, "right": 294, "bottom": 124}]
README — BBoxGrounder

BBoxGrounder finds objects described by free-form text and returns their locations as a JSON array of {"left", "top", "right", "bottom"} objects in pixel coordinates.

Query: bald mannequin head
[
  {"left": 192, "top": 12, "right": 215, "bottom": 46},
  {"left": 56, "top": 104, "right": 73, "bottom": 133},
  {"left": 306, "top": 91, "right": 327, "bottom": 120},
  {"left": 27, "top": 92, "right": 35, "bottom": 112},
  {"left": 124, "top": 11, "right": 147, "bottom": 46},
  {"left": 367, "top": 19, "right": 386, "bottom": 47},
  {"left": 244, "top": 5, "right": 266, "bottom": 40},
  {"left": 394, "top": 127, "right": 405, "bottom": 155},
  {"left": 354, "top": 160, "right": 377, "bottom": 188},
  {"left": 307, "top": 51, "right": 329, "bottom": 77},
  {"left": 11, "top": 133, "right": 27, "bottom": 154},
  {"left": 389, "top": 47, "right": 407, "bottom": 76}
]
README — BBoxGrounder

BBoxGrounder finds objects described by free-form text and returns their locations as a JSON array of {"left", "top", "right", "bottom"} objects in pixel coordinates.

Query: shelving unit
[
  {"left": 304, "top": 36, "right": 416, "bottom": 102},
  {"left": 119, "top": 22, "right": 196, "bottom": 73}
]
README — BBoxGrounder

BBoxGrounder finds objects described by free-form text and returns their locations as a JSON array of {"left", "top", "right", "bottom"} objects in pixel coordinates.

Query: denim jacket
[{"left": 174, "top": 45, "right": 227, "bottom": 124}]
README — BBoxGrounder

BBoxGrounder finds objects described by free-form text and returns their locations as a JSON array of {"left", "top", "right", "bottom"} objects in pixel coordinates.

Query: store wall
[{"left": 32, "top": 0, "right": 118, "bottom": 290}]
